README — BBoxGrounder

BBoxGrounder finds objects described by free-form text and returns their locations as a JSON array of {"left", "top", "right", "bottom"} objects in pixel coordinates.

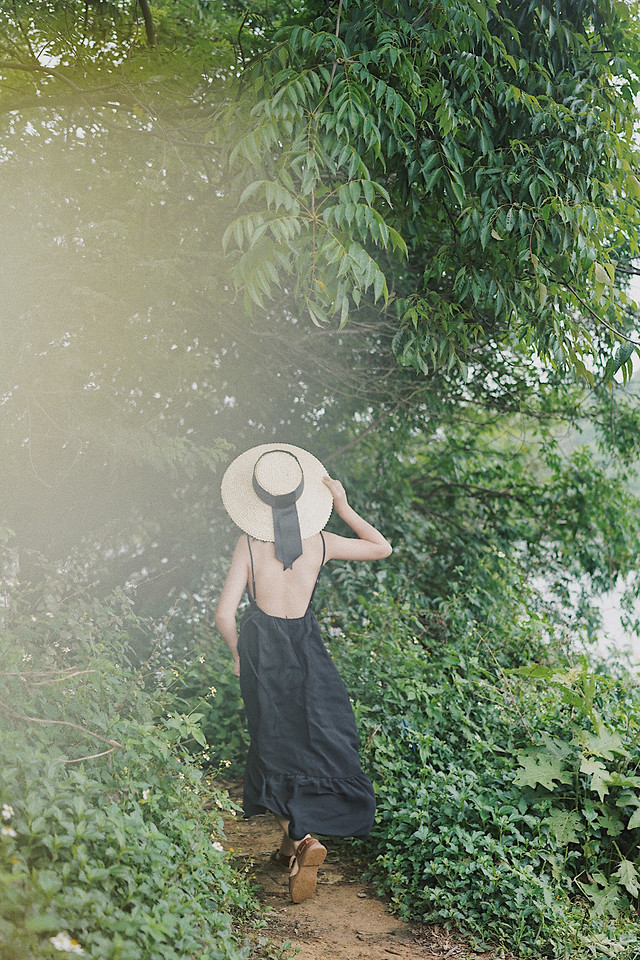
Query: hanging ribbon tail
[
  {"left": 272, "top": 501, "right": 303, "bottom": 570},
  {"left": 251, "top": 450, "right": 305, "bottom": 570}
]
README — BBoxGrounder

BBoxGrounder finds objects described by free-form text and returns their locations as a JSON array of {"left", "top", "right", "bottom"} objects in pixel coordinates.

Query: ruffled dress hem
[{"left": 243, "top": 770, "right": 376, "bottom": 840}]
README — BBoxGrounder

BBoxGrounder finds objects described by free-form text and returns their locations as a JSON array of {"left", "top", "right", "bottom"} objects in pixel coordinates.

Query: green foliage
[
  {"left": 319, "top": 589, "right": 640, "bottom": 957},
  {"left": 226, "top": 0, "right": 640, "bottom": 380},
  {"left": 0, "top": 557, "right": 256, "bottom": 960},
  {"left": 512, "top": 660, "right": 640, "bottom": 920},
  {"left": 159, "top": 591, "right": 250, "bottom": 773},
  {"left": 2, "top": 4, "right": 640, "bottom": 956}
]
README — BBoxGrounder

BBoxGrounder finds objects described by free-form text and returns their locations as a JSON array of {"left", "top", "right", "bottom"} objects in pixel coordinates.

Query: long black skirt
[{"left": 238, "top": 601, "right": 376, "bottom": 840}]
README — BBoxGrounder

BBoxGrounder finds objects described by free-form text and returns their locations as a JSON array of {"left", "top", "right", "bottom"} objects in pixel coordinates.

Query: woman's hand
[
  {"left": 323, "top": 475, "right": 348, "bottom": 509},
  {"left": 321, "top": 475, "right": 393, "bottom": 562}
]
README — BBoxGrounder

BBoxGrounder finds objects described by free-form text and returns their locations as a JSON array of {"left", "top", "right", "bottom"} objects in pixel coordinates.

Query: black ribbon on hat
[{"left": 252, "top": 450, "right": 305, "bottom": 569}]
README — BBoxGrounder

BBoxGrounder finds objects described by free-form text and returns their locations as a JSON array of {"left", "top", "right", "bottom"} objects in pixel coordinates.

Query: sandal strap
[{"left": 270, "top": 849, "right": 294, "bottom": 869}]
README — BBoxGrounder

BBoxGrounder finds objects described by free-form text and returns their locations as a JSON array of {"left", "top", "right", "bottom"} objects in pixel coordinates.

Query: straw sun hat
[{"left": 221, "top": 443, "right": 334, "bottom": 567}]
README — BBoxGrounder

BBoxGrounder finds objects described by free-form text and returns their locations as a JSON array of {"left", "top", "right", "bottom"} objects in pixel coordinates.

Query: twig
[
  {"left": 0, "top": 59, "right": 82, "bottom": 91},
  {"left": 564, "top": 282, "right": 640, "bottom": 348},
  {"left": 0, "top": 697, "right": 124, "bottom": 750},
  {"left": 0, "top": 668, "right": 95, "bottom": 680},
  {"left": 325, "top": 401, "right": 406, "bottom": 462},
  {"left": 237, "top": 10, "right": 249, "bottom": 64},
  {"left": 322, "top": 0, "right": 344, "bottom": 98},
  {"left": 57, "top": 746, "right": 120, "bottom": 764},
  {"left": 0, "top": 668, "right": 97, "bottom": 686},
  {"left": 30, "top": 670, "right": 97, "bottom": 686}
]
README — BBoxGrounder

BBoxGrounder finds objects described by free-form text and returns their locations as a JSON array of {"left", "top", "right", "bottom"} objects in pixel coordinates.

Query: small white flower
[
  {"left": 22, "top": 653, "right": 32, "bottom": 662},
  {"left": 62, "top": 647, "right": 71, "bottom": 653},
  {"left": 49, "top": 931, "right": 84, "bottom": 953},
  {"left": 141, "top": 789, "right": 151, "bottom": 802},
  {"left": 2, "top": 804, "right": 14, "bottom": 820},
  {"left": 1, "top": 825, "right": 17, "bottom": 838},
  {"left": 223, "top": 760, "right": 231, "bottom": 768},
  {"left": 203, "top": 754, "right": 210, "bottom": 761},
  {"left": 212, "top": 841, "right": 224, "bottom": 852},
  {"left": 209, "top": 686, "right": 217, "bottom": 696},
  {"left": 198, "top": 655, "right": 206, "bottom": 663}
]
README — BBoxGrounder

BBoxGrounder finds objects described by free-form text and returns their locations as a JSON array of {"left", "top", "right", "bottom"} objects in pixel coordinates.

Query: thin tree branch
[
  {"left": 474, "top": 630, "right": 535, "bottom": 743},
  {"left": 564, "top": 282, "right": 640, "bottom": 348},
  {"left": 237, "top": 10, "right": 249, "bottom": 64},
  {"left": 323, "top": 0, "right": 344, "bottom": 98},
  {"left": 324, "top": 401, "right": 406, "bottom": 461},
  {"left": 0, "top": 59, "right": 82, "bottom": 91},
  {"left": 0, "top": 697, "right": 124, "bottom": 749},
  {"left": 0, "top": 668, "right": 96, "bottom": 686},
  {"left": 137, "top": 0, "right": 156, "bottom": 47},
  {"left": 417, "top": 479, "right": 531, "bottom": 506},
  {"left": 58, "top": 746, "right": 120, "bottom": 764}
]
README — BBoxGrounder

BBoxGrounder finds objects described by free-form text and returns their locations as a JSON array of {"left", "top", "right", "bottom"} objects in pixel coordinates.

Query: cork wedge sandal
[
  {"left": 288, "top": 836, "right": 327, "bottom": 903},
  {"left": 270, "top": 848, "right": 294, "bottom": 870}
]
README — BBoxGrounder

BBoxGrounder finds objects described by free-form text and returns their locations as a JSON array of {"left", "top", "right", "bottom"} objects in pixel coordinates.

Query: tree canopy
[
  {"left": 226, "top": 0, "right": 640, "bottom": 382},
  {"left": 1, "top": 0, "right": 640, "bottom": 623}
]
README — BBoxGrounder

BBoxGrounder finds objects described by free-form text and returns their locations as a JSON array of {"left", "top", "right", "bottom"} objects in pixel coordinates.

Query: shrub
[
  {"left": 0, "top": 564, "right": 255, "bottom": 960},
  {"left": 322, "top": 589, "right": 640, "bottom": 958}
]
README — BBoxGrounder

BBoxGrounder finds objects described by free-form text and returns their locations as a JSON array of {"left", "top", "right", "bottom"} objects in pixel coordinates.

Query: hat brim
[{"left": 221, "top": 442, "right": 333, "bottom": 541}]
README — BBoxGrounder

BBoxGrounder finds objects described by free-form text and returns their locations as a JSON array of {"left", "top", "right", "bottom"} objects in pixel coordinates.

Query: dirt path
[{"left": 223, "top": 785, "right": 488, "bottom": 960}]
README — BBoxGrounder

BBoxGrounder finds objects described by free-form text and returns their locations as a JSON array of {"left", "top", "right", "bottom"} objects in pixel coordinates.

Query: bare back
[{"left": 247, "top": 533, "right": 325, "bottom": 619}]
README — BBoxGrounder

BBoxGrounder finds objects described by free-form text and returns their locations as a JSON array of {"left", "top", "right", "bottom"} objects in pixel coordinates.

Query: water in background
[{"left": 596, "top": 580, "right": 640, "bottom": 667}]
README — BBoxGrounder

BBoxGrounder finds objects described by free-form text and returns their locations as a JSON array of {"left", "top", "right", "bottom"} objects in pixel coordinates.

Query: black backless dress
[{"left": 237, "top": 534, "right": 376, "bottom": 840}]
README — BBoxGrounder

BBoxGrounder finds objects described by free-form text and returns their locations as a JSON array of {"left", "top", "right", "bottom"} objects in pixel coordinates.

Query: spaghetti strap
[
  {"left": 309, "top": 532, "right": 326, "bottom": 603},
  {"left": 246, "top": 535, "right": 257, "bottom": 601}
]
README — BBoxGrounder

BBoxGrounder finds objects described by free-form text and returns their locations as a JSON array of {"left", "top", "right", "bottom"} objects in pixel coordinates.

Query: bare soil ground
[{"left": 222, "top": 784, "right": 500, "bottom": 960}]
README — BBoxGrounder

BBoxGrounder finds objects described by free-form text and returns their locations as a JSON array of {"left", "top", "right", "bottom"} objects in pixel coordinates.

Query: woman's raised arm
[{"left": 322, "top": 477, "right": 392, "bottom": 562}]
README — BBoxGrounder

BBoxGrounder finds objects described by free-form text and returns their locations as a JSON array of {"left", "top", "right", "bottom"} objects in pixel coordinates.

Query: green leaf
[
  {"left": 576, "top": 876, "right": 623, "bottom": 919},
  {"left": 614, "top": 859, "right": 640, "bottom": 898},
  {"left": 579, "top": 726, "right": 628, "bottom": 761},
  {"left": 537, "top": 280, "right": 548, "bottom": 307},
  {"left": 513, "top": 753, "right": 571, "bottom": 790},
  {"left": 594, "top": 261, "right": 615, "bottom": 285},
  {"left": 543, "top": 809, "right": 583, "bottom": 845},
  {"left": 24, "top": 914, "right": 61, "bottom": 933},
  {"left": 580, "top": 757, "right": 610, "bottom": 801}
]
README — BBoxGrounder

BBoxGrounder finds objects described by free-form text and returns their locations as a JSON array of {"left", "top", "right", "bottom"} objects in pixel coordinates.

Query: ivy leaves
[{"left": 512, "top": 661, "right": 640, "bottom": 918}]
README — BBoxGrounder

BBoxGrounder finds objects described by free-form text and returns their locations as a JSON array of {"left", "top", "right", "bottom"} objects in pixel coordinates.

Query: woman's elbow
[
  {"left": 377, "top": 540, "right": 393, "bottom": 559},
  {"left": 215, "top": 607, "right": 233, "bottom": 634}
]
